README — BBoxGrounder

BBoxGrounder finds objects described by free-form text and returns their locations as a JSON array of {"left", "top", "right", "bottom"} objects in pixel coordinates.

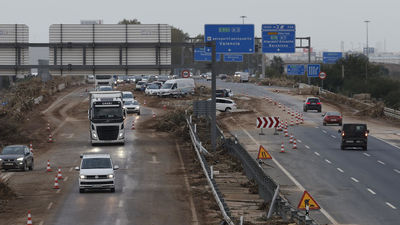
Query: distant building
[{"left": 80, "top": 20, "right": 103, "bottom": 25}]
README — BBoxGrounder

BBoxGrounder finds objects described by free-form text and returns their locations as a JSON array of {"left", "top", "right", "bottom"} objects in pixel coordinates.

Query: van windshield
[{"left": 161, "top": 83, "right": 173, "bottom": 89}]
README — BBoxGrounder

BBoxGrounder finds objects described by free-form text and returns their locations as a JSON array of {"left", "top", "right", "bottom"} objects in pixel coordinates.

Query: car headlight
[
  {"left": 92, "top": 132, "right": 98, "bottom": 139},
  {"left": 108, "top": 174, "right": 114, "bottom": 179},
  {"left": 0, "top": 158, "right": 2, "bottom": 161},
  {"left": 119, "top": 132, "right": 124, "bottom": 137},
  {"left": 80, "top": 175, "right": 86, "bottom": 179},
  {"left": 17, "top": 157, "right": 24, "bottom": 161}
]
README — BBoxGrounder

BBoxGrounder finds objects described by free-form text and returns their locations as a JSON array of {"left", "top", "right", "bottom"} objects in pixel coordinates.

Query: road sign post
[
  {"left": 319, "top": 71, "right": 327, "bottom": 89},
  {"left": 207, "top": 41, "right": 217, "bottom": 151}
]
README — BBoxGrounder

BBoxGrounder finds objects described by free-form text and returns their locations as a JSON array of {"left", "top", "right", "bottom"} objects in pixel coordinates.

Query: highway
[
  {"left": 42, "top": 90, "right": 196, "bottom": 225},
  {"left": 199, "top": 79, "right": 400, "bottom": 225}
]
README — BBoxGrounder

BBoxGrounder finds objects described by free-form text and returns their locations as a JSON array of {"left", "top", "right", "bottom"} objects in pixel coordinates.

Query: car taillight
[
  {"left": 306, "top": 102, "right": 311, "bottom": 105},
  {"left": 339, "top": 116, "right": 342, "bottom": 119},
  {"left": 316, "top": 102, "right": 321, "bottom": 105}
]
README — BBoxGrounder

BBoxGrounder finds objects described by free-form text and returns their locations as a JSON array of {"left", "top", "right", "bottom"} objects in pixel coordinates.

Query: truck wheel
[
  {"left": 79, "top": 189, "right": 85, "bottom": 193},
  {"left": 23, "top": 162, "right": 28, "bottom": 171}
]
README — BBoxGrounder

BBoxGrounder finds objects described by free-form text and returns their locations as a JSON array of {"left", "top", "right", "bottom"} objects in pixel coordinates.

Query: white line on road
[
  {"left": 56, "top": 189, "right": 61, "bottom": 193},
  {"left": 394, "top": 169, "right": 400, "bottom": 174},
  {"left": 325, "top": 159, "right": 332, "bottom": 164},
  {"left": 297, "top": 139, "right": 302, "bottom": 143},
  {"left": 238, "top": 126, "right": 339, "bottom": 225},
  {"left": 305, "top": 145, "right": 310, "bottom": 149},
  {"left": 351, "top": 177, "right": 359, "bottom": 183},
  {"left": 337, "top": 168, "right": 344, "bottom": 173},
  {"left": 118, "top": 200, "right": 124, "bottom": 208},
  {"left": 331, "top": 135, "right": 336, "bottom": 138},
  {"left": 47, "top": 202, "right": 53, "bottom": 210},
  {"left": 377, "top": 160, "right": 386, "bottom": 165},
  {"left": 363, "top": 153, "right": 371, "bottom": 157},
  {"left": 315, "top": 126, "right": 319, "bottom": 129},
  {"left": 176, "top": 142, "right": 199, "bottom": 225},
  {"left": 64, "top": 176, "right": 68, "bottom": 182},
  {"left": 69, "top": 167, "right": 73, "bottom": 172},
  {"left": 367, "top": 188, "right": 376, "bottom": 195},
  {"left": 322, "top": 130, "right": 327, "bottom": 134},
  {"left": 386, "top": 202, "right": 397, "bottom": 209},
  {"left": 314, "top": 152, "right": 320, "bottom": 156}
]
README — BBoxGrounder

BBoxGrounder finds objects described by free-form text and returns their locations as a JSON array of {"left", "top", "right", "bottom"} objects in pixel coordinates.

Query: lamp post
[
  {"left": 240, "top": 16, "right": 247, "bottom": 24},
  {"left": 364, "top": 20, "right": 370, "bottom": 81}
]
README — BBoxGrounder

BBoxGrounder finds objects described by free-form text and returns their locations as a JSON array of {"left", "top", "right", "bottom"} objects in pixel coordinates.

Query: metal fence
[{"left": 384, "top": 107, "right": 400, "bottom": 120}]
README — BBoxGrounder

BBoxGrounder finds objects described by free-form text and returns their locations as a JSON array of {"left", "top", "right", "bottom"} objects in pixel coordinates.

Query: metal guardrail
[
  {"left": 384, "top": 107, "right": 400, "bottom": 120},
  {"left": 186, "top": 117, "right": 235, "bottom": 225},
  {"left": 216, "top": 125, "right": 318, "bottom": 225}
]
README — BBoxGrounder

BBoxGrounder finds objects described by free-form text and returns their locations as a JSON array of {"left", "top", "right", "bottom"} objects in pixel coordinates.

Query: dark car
[
  {"left": 303, "top": 97, "right": 321, "bottom": 112},
  {"left": 0, "top": 145, "right": 34, "bottom": 171},
  {"left": 338, "top": 124, "right": 369, "bottom": 150},
  {"left": 323, "top": 111, "right": 342, "bottom": 126}
]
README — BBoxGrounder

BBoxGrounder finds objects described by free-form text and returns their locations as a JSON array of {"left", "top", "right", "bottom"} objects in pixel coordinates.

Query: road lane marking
[
  {"left": 176, "top": 142, "right": 199, "bottom": 225},
  {"left": 386, "top": 202, "right": 397, "bottom": 209},
  {"left": 148, "top": 155, "right": 160, "bottom": 164},
  {"left": 363, "top": 153, "right": 371, "bottom": 157},
  {"left": 69, "top": 167, "right": 73, "bottom": 172},
  {"left": 322, "top": 130, "right": 327, "bottom": 134},
  {"left": 351, "top": 177, "right": 359, "bottom": 183},
  {"left": 325, "top": 159, "right": 332, "bottom": 164},
  {"left": 331, "top": 135, "right": 336, "bottom": 138},
  {"left": 305, "top": 145, "right": 310, "bottom": 149},
  {"left": 39, "top": 221, "right": 44, "bottom": 225},
  {"left": 56, "top": 189, "right": 61, "bottom": 193},
  {"left": 297, "top": 139, "right": 302, "bottom": 143},
  {"left": 64, "top": 176, "right": 68, "bottom": 182},
  {"left": 394, "top": 169, "right": 400, "bottom": 174},
  {"left": 116, "top": 219, "right": 121, "bottom": 225},
  {"left": 315, "top": 126, "right": 319, "bottom": 129},
  {"left": 367, "top": 188, "right": 376, "bottom": 195},
  {"left": 377, "top": 160, "right": 386, "bottom": 165},
  {"left": 118, "top": 200, "right": 124, "bottom": 208},
  {"left": 47, "top": 202, "right": 53, "bottom": 210},
  {"left": 238, "top": 126, "right": 339, "bottom": 225},
  {"left": 337, "top": 168, "right": 344, "bottom": 173},
  {"left": 314, "top": 152, "right": 320, "bottom": 156}
]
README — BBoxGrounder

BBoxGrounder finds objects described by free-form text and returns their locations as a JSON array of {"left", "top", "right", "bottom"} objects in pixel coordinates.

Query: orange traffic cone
[
  {"left": 283, "top": 106, "right": 286, "bottom": 111},
  {"left": 290, "top": 119, "right": 294, "bottom": 126},
  {"left": 296, "top": 119, "right": 299, "bottom": 125},
  {"left": 48, "top": 134, "right": 53, "bottom": 143},
  {"left": 53, "top": 175, "right": 60, "bottom": 189},
  {"left": 29, "top": 142, "right": 33, "bottom": 153},
  {"left": 289, "top": 134, "right": 294, "bottom": 144},
  {"left": 47, "top": 123, "right": 51, "bottom": 131},
  {"left": 152, "top": 113, "right": 156, "bottom": 118},
  {"left": 46, "top": 160, "right": 52, "bottom": 172},
  {"left": 284, "top": 129, "right": 289, "bottom": 137},
  {"left": 280, "top": 142, "right": 285, "bottom": 153},
  {"left": 131, "top": 121, "right": 135, "bottom": 130},
  {"left": 57, "top": 167, "right": 63, "bottom": 180},
  {"left": 293, "top": 139, "right": 297, "bottom": 149},
  {"left": 163, "top": 105, "right": 167, "bottom": 110},
  {"left": 27, "top": 211, "right": 32, "bottom": 225},
  {"left": 278, "top": 103, "right": 281, "bottom": 108}
]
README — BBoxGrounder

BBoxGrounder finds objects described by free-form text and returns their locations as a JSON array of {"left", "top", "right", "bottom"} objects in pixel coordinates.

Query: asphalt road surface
[
  {"left": 199, "top": 79, "right": 400, "bottom": 225},
  {"left": 44, "top": 90, "right": 195, "bottom": 225}
]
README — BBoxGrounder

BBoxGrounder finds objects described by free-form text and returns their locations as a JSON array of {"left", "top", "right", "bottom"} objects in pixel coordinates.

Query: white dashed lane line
[
  {"left": 386, "top": 202, "right": 397, "bottom": 210},
  {"left": 394, "top": 169, "right": 400, "bottom": 174},
  {"left": 47, "top": 202, "right": 53, "bottom": 210},
  {"left": 351, "top": 177, "right": 359, "bottom": 183},
  {"left": 297, "top": 139, "right": 302, "bottom": 143},
  {"left": 363, "top": 153, "right": 371, "bottom": 157},
  {"left": 331, "top": 135, "right": 336, "bottom": 138},
  {"left": 325, "top": 159, "right": 332, "bottom": 164},
  {"left": 322, "top": 130, "right": 327, "bottom": 134},
  {"left": 377, "top": 160, "right": 386, "bottom": 165},
  {"left": 367, "top": 188, "right": 376, "bottom": 195},
  {"left": 337, "top": 168, "right": 344, "bottom": 173},
  {"left": 314, "top": 152, "right": 320, "bottom": 156},
  {"left": 305, "top": 145, "right": 310, "bottom": 149},
  {"left": 315, "top": 126, "right": 320, "bottom": 129}
]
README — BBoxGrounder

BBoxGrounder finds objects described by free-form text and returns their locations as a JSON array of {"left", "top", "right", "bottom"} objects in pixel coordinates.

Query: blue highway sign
[
  {"left": 323, "top": 52, "right": 343, "bottom": 64},
  {"left": 223, "top": 54, "right": 243, "bottom": 62},
  {"left": 204, "top": 24, "right": 254, "bottom": 53},
  {"left": 194, "top": 47, "right": 221, "bottom": 62},
  {"left": 262, "top": 24, "right": 296, "bottom": 53},
  {"left": 287, "top": 64, "right": 305, "bottom": 75},
  {"left": 307, "top": 64, "right": 321, "bottom": 77}
]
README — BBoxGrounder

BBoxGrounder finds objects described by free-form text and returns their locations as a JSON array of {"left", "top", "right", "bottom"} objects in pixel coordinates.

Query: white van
[
  {"left": 158, "top": 78, "right": 195, "bottom": 97},
  {"left": 234, "top": 72, "right": 249, "bottom": 83}
]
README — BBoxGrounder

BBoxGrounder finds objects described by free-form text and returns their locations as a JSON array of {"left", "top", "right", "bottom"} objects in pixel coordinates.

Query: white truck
[
  {"left": 234, "top": 71, "right": 249, "bottom": 83},
  {"left": 88, "top": 91, "right": 126, "bottom": 145},
  {"left": 95, "top": 75, "right": 114, "bottom": 90},
  {"left": 158, "top": 78, "right": 195, "bottom": 97}
]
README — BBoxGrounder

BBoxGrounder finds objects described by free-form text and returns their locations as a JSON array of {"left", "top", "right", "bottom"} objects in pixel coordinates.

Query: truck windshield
[
  {"left": 81, "top": 158, "right": 112, "bottom": 169},
  {"left": 93, "top": 107, "right": 122, "bottom": 119},
  {"left": 161, "top": 83, "right": 173, "bottom": 89}
]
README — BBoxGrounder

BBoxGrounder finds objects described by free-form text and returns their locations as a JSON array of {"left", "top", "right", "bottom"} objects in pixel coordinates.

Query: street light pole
[
  {"left": 364, "top": 20, "right": 370, "bottom": 81},
  {"left": 240, "top": 16, "right": 247, "bottom": 24}
]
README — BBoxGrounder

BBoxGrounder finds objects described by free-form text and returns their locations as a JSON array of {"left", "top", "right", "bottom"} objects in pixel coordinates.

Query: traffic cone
[
  {"left": 293, "top": 139, "right": 297, "bottom": 149},
  {"left": 283, "top": 106, "right": 286, "bottom": 111},
  {"left": 285, "top": 121, "right": 288, "bottom": 128},
  {"left": 57, "top": 168, "right": 63, "bottom": 180},
  {"left": 289, "top": 134, "right": 293, "bottom": 143},
  {"left": 53, "top": 175, "right": 59, "bottom": 189},
  {"left": 46, "top": 160, "right": 52, "bottom": 172},
  {"left": 296, "top": 119, "right": 299, "bottom": 125},
  {"left": 29, "top": 142, "right": 33, "bottom": 153},
  {"left": 284, "top": 129, "right": 289, "bottom": 137},
  {"left": 131, "top": 121, "right": 135, "bottom": 130},
  {"left": 48, "top": 134, "right": 53, "bottom": 143},
  {"left": 287, "top": 109, "right": 291, "bottom": 115},
  {"left": 27, "top": 211, "right": 32, "bottom": 225},
  {"left": 280, "top": 142, "right": 285, "bottom": 153},
  {"left": 152, "top": 113, "right": 156, "bottom": 118},
  {"left": 163, "top": 105, "right": 167, "bottom": 110},
  {"left": 47, "top": 123, "right": 51, "bottom": 131},
  {"left": 278, "top": 103, "right": 281, "bottom": 108},
  {"left": 290, "top": 119, "right": 294, "bottom": 126},
  {"left": 144, "top": 100, "right": 146, "bottom": 105}
]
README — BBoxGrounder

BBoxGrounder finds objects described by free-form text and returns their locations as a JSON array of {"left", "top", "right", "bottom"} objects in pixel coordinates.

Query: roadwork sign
[
  {"left": 297, "top": 191, "right": 321, "bottom": 210},
  {"left": 257, "top": 117, "right": 280, "bottom": 128},
  {"left": 257, "top": 145, "right": 272, "bottom": 159}
]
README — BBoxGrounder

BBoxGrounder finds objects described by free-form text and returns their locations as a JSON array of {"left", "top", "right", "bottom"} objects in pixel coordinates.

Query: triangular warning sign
[
  {"left": 297, "top": 191, "right": 321, "bottom": 210},
  {"left": 257, "top": 145, "right": 272, "bottom": 159}
]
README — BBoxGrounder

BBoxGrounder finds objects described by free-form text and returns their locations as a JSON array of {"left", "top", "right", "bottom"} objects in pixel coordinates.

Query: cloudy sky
[{"left": 2, "top": 0, "right": 399, "bottom": 52}]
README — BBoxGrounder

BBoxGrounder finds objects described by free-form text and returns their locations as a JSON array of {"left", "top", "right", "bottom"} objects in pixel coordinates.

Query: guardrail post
[
  {"left": 194, "top": 123, "right": 197, "bottom": 134},
  {"left": 189, "top": 115, "right": 192, "bottom": 124},
  {"left": 239, "top": 216, "right": 243, "bottom": 225},
  {"left": 267, "top": 184, "right": 280, "bottom": 219},
  {"left": 210, "top": 166, "right": 214, "bottom": 179}
]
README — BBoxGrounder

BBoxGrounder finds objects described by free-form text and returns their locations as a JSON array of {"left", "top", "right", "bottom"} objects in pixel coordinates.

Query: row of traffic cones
[{"left": 47, "top": 160, "right": 63, "bottom": 188}]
